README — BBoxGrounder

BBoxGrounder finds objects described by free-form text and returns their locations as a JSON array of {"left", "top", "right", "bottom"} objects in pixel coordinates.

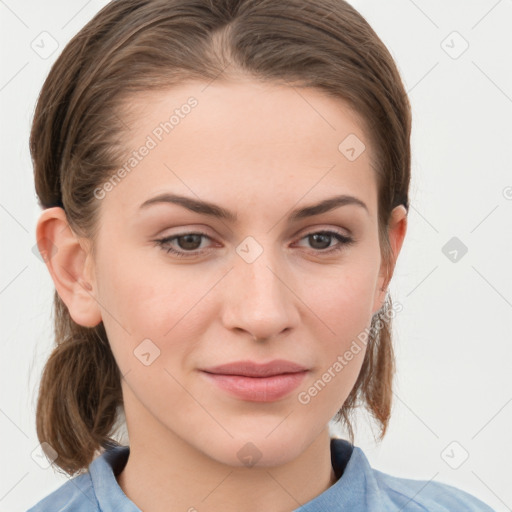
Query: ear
[
  {"left": 372, "top": 204, "right": 408, "bottom": 315},
  {"left": 35, "top": 207, "right": 102, "bottom": 328}
]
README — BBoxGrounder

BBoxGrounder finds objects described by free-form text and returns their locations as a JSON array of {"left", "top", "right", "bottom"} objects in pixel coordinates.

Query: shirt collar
[{"left": 89, "top": 437, "right": 369, "bottom": 511}]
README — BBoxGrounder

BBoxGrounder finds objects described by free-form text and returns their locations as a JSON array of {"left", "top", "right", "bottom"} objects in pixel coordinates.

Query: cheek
[
  {"left": 98, "top": 247, "right": 198, "bottom": 331},
  {"left": 297, "top": 280, "right": 371, "bottom": 418},
  {"left": 302, "top": 257, "right": 378, "bottom": 334},
  {"left": 297, "top": 259, "right": 377, "bottom": 398},
  {"left": 95, "top": 247, "right": 214, "bottom": 376}
]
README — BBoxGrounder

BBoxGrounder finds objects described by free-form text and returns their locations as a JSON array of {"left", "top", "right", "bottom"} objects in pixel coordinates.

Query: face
[{"left": 76, "top": 79, "right": 405, "bottom": 466}]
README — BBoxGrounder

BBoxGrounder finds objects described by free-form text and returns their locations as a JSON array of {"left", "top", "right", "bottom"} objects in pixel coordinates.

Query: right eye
[{"left": 154, "top": 232, "right": 214, "bottom": 258}]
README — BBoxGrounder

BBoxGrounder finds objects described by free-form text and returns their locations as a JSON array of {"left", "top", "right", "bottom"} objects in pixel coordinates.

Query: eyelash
[{"left": 154, "top": 230, "right": 355, "bottom": 259}]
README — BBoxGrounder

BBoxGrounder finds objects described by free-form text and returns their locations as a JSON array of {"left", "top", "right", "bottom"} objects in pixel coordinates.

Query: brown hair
[{"left": 30, "top": 0, "right": 411, "bottom": 476}]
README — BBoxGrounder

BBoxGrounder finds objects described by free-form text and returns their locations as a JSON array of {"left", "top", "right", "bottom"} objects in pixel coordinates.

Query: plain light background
[{"left": 1, "top": 1, "right": 511, "bottom": 511}]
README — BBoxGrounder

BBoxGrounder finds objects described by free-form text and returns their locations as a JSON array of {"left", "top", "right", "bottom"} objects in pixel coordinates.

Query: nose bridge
[{"left": 224, "top": 236, "right": 297, "bottom": 338}]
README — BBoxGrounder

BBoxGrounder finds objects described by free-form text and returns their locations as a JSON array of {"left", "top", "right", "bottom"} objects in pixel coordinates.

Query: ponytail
[{"left": 35, "top": 291, "right": 124, "bottom": 475}]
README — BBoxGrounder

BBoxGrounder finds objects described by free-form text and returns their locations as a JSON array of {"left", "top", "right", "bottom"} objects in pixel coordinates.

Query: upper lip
[{"left": 201, "top": 359, "right": 309, "bottom": 377}]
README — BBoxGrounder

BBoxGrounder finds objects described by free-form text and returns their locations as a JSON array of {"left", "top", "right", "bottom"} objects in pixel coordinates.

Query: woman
[{"left": 27, "top": 0, "right": 495, "bottom": 510}]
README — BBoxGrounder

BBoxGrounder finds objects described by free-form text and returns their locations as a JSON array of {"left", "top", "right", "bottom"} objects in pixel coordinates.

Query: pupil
[
  {"left": 310, "top": 233, "right": 330, "bottom": 249},
  {"left": 180, "top": 234, "right": 201, "bottom": 250}
]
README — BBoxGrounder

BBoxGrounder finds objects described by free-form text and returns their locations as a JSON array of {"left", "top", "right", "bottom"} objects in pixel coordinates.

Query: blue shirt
[{"left": 27, "top": 438, "right": 495, "bottom": 511}]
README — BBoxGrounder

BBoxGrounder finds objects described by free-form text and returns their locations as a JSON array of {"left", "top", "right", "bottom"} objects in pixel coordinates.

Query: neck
[{"left": 116, "top": 425, "right": 337, "bottom": 512}]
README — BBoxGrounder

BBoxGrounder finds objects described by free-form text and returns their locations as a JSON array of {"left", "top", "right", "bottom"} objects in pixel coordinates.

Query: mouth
[
  {"left": 201, "top": 359, "right": 309, "bottom": 377},
  {"left": 200, "top": 359, "right": 309, "bottom": 402}
]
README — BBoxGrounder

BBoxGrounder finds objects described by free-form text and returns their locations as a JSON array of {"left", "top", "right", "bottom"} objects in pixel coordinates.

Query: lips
[
  {"left": 201, "top": 359, "right": 309, "bottom": 377},
  {"left": 200, "top": 359, "right": 309, "bottom": 402}
]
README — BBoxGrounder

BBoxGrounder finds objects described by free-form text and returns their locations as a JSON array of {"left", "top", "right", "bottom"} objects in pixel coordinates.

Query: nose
[{"left": 221, "top": 244, "right": 299, "bottom": 342}]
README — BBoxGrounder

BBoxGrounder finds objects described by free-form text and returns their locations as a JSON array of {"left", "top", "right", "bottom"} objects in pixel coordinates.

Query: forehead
[{"left": 102, "top": 79, "right": 378, "bottom": 219}]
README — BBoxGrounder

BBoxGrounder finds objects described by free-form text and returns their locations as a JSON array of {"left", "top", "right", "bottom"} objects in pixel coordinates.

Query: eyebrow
[{"left": 139, "top": 193, "right": 369, "bottom": 222}]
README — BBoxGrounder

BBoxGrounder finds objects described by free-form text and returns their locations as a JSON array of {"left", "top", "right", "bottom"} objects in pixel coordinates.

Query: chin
[{"left": 197, "top": 428, "right": 312, "bottom": 468}]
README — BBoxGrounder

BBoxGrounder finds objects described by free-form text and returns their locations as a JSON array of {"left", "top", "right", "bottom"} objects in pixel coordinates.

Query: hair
[{"left": 30, "top": 0, "right": 411, "bottom": 476}]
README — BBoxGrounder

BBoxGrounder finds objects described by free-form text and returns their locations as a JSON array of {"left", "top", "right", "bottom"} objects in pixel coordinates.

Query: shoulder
[
  {"left": 329, "top": 440, "right": 496, "bottom": 512},
  {"left": 26, "top": 471, "right": 99, "bottom": 512},
  {"left": 369, "top": 462, "right": 495, "bottom": 511}
]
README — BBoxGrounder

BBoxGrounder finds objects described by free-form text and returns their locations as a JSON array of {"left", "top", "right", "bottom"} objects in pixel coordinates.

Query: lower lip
[{"left": 201, "top": 371, "right": 308, "bottom": 402}]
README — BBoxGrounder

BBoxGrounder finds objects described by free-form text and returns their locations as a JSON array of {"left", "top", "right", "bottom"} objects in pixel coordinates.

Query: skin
[{"left": 37, "top": 78, "right": 407, "bottom": 512}]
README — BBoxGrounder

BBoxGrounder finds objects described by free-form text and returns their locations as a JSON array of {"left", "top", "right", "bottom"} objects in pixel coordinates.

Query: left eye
[
  {"left": 154, "top": 230, "right": 354, "bottom": 258},
  {"left": 295, "top": 231, "right": 354, "bottom": 252}
]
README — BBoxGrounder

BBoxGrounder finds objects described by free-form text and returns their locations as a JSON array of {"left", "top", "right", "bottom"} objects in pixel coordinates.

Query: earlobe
[
  {"left": 35, "top": 207, "right": 102, "bottom": 328},
  {"left": 373, "top": 205, "right": 408, "bottom": 314}
]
